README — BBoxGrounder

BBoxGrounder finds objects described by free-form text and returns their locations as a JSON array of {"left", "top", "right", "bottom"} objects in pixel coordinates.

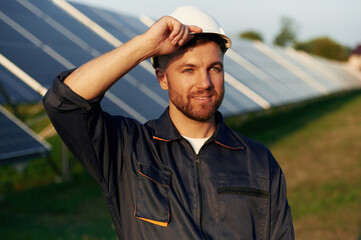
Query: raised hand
[
  {"left": 142, "top": 16, "right": 202, "bottom": 58},
  {"left": 63, "top": 16, "right": 202, "bottom": 100}
]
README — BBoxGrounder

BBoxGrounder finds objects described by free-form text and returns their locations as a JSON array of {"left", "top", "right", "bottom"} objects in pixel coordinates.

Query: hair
[
  {"left": 154, "top": 33, "right": 228, "bottom": 69},
  {"left": 183, "top": 33, "right": 228, "bottom": 54}
]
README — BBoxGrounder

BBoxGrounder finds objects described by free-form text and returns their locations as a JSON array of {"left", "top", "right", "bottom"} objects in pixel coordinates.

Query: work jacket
[{"left": 43, "top": 70, "right": 294, "bottom": 240}]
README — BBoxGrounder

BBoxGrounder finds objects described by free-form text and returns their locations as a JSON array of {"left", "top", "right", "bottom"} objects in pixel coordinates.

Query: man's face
[{"left": 156, "top": 41, "right": 224, "bottom": 122}]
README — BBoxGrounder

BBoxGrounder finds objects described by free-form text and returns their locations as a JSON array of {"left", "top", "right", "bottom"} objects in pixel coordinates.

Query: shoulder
[
  {"left": 228, "top": 127, "right": 270, "bottom": 155},
  {"left": 228, "top": 127, "right": 281, "bottom": 177},
  {"left": 112, "top": 115, "right": 154, "bottom": 135}
]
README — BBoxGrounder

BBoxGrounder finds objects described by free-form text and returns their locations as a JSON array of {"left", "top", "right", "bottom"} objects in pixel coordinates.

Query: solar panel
[
  {"left": 0, "top": 0, "right": 166, "bottom": 120},
  {"left": 273, "top": 47, "right": 341, "bottom": 93},
  {"left": 70, "top": 2, "right": 136, "bottom": 43},
  {"left": 0, "top": 0, "right": 360, "bottom": 123},
  {"left": 103, "top": 9, "right": 150, "bottom": 36},
  {"left": 0, "top": 0, "right": 360, "bottom": 167},
  {"left": 221, "top": 81, "right": 262, "bottom": 114},
  {"left": 51, "top": 1, "right": 175, "bottom": 119},
  {"left": 0, "top": 8, "right": 70, "bottom": 88},
  {"left": 231, "top": 40, "right": 321, "bottom": 102},
  {"left": 311, "top": 54, "right": 361, "bottom": 89},
  {"left": 0, "top": 105, "right": 51, "bottom": 165},
  {"left": 29, "top": 0, "right": 113, "bottom": 54},
  {"left": 0, "top": 65, "right": 41, "bottom": 103}
]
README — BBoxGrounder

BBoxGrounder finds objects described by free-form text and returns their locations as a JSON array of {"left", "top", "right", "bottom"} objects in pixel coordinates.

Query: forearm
[
  {"left": 64, "top": 34, "right": 154, "bottom": 100},
  {"left": 63, "top": 16, "right": 201, "bottom": 100}
]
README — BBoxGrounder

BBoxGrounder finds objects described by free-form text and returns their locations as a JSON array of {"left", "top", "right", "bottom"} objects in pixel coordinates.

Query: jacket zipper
[
  {"left": 217, "top": 186, "right": 269, "bottom": 198},
  {"left": 195, "top": 154, "right": 207, "bottom": 239}
]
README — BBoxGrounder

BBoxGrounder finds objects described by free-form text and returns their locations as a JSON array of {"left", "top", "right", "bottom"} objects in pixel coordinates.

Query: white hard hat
[
  {"left": 151, "top": 6, "right": 231, "bottom": 68},
  {"left": 170, "top": 6, "right": 231, "bottom": 49}
]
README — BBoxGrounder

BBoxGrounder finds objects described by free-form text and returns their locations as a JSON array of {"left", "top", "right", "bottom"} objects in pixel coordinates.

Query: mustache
[{"left": 188, "top": 89, "right": 217, "bottom": 97}]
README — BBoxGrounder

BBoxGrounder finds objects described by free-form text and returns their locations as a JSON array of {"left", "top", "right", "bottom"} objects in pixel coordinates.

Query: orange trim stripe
[
  {"left": 134, "top": 205, "right": 169, "bottom": 227},
  {"left": 153, "top": 136, "right": 172, "bottom": 142},
  {"left": 215, "top": 140, "right": 245, "bottom": 150},
  {"left": 139, "top": 170, "right": 169, "bottom": 188},
  {"left": 136, "top": 216, "right": 168, "bottom": 227}
]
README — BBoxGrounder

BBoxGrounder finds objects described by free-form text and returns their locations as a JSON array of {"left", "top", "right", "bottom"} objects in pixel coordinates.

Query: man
[{"left": 44, "top": 6, "right": 294, "bottom": 240}]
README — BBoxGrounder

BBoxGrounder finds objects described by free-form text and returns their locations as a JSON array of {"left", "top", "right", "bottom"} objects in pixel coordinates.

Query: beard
[{"left": 168, "top": 86, "right": 224, "bottom": 122}]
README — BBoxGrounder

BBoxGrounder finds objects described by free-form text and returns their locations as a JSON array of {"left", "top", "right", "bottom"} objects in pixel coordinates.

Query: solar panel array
[
  {"left": 0, "top": 105, "right": 50, "bottom": 165},
  {"left": 1, "top": 0, "right": 361, "bottom": 121},
  {"left": 1, "top": 0, "right": 360, "bottom": 163},
  {"left": 0, "top": 0, "right": 361, "bottom": 164}
]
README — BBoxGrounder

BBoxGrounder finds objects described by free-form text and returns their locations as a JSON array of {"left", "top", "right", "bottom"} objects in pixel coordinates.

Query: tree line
[{"left": 239, "top": 17, "right": 351, "bottom": 62}]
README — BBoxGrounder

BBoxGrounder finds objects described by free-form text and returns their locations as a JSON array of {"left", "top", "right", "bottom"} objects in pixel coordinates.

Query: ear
[{"left": 155, "top": 68, "right": 169, "bottom": 90}]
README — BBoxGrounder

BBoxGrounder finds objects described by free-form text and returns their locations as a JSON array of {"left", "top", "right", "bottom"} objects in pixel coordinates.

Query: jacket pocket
[
  {"left": 135, "top": 162, "right": 171, "bottom": 227},
  {"left": 216, "top": 177, "right": 269, "bottom": 239}
]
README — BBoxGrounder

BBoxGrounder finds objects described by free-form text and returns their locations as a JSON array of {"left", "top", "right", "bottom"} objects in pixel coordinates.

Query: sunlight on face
[{"left": 162, "top": 41, "right": 225, "bottom": 122}]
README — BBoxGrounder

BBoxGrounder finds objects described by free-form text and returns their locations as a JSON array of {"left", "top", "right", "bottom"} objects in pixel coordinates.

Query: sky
[{"left": 71, "top": 0, "right": 361, "bottom": 48}]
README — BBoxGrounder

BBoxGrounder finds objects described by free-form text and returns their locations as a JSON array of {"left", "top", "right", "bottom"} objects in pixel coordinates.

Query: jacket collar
[
  {"left": 151, "top": 108, "right": 245, "bottom": 150},
  {"left": 152, "top": 108, "right": 183, "bottom": 142}
]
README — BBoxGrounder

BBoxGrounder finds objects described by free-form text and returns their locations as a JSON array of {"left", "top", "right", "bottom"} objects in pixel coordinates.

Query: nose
[{"left": 195, "top": 70, "right": 212, "bottom": 89}]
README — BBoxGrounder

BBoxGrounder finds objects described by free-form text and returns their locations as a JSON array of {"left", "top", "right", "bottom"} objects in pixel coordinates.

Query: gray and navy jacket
[{"left": 43, "top": 70, "right": 294, "bottom": 240}]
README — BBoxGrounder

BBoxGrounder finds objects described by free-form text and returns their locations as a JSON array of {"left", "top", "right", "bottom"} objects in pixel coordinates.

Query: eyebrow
[
  {"left": 176, "top": 61, "right": 223, "bottom": 71},
  {"left": 211, "top": 61, "right": 224, "bottom": 68}
]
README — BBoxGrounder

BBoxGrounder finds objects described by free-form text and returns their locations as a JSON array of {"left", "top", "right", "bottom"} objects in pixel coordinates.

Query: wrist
[{"left": 130, "top": 34, "right": 158, "bottom": 62}]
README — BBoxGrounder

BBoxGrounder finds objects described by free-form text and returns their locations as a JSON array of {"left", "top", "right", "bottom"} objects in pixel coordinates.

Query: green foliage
[
  {"left": 0, "top": 173, "right": 118, "bottom": 240},
  {"left": 0, "top": 103, "right": 81, "bottom": 194},
  {"left": 273, "top": 16, "right": 298, "bottom": 47},
  {"left": 294, "top": 37, "right": 350, "bottom": 61},
  {"left": 289, "top": 180, "right": 361, "bottom": 219},
  {"left": 226, "top": 90, "right": 361, "bottom": 147},
  {"left": 0, "top": 134, "right": 81, "bottom": 194},
  {"left": 239, "top": 30, "right": 263, "bottom": 42}
]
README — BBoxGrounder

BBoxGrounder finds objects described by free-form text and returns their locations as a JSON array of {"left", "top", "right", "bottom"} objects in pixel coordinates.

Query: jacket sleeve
[
  {"left": 268, "top": 151, "right": 295, "bottom": 240},
  {"left": 43, "top": 70, "right": 129, "bottom": 195}
]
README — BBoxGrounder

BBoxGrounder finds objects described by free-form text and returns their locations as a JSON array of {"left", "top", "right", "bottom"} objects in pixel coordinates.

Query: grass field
[
  {"left": 227, "top": 89, "right": 361, "bottom": 239},
  {"left": 1, "top": 89, "right": 361, "bottom": 239}
]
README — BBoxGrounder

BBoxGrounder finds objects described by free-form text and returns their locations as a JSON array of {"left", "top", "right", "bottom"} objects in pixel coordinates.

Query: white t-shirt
[{"left": 183, "top": 136, "right": 210, "bottom": 154}]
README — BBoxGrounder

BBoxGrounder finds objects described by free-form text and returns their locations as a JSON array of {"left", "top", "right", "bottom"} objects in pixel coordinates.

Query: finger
[
  {"left": 171, "top": 25, "right": 186, "bottom": 45},
  {"left": 177, "top": 24, "right": 202, "bottom": 46},
  {"left": 188, "top": 25, "right": 203, "bottom": 34},
  {"left": 168, "top": 19, "right": 182, "bottom": 40},
  {"left": 178, "top": 26, "right": 190, "bottom": 46}
]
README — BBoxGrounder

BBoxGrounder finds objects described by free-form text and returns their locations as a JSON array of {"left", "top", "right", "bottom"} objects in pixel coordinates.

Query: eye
[
  {"left": 183, "top": 68, "right": 194, "bottom": 73},
  {"left": 210, "top": 66, "right": 222, "bottom": 72}
]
